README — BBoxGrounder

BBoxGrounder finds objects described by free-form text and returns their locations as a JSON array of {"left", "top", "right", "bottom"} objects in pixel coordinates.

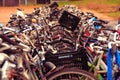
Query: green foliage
[
  {"left": 58, "top": 1, "right": 81, "bottom": 7},
  {"left": 57, "top": 0, "right": 92, "bottom": 7},
  {"left": 73, "top": 0, "right": 120, "bottom": 5},
  {"left": 107, "top": 12, "right": 120, "bottom": 20},
  {"left": 103, "top": 0, "right": 120, "bottom": 5}
]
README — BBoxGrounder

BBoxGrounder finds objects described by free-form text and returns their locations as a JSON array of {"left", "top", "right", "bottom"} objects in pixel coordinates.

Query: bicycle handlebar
[
  {"left": 46, "top": 38, "right": 74, "bottom": 46},
  {"left": 0, "top": 34, "right": 19, "bottom": 45},
  {"left": 108, "top": 41, "right": 120, "bottom": 48}
]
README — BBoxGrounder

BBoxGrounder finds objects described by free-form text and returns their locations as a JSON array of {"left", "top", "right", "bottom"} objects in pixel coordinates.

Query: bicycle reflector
[
  {"left": 117, "top": 29, "right": 120, "bottom": 34},
  {"left": 59, "top": 11, "right": 80, "bottom": 31}
]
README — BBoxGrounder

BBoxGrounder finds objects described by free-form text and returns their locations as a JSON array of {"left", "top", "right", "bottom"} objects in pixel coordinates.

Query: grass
[
  {"left": 58, "top": 1, "right": 81, "bottom": 7},
  {"left": 107, "top": 11, "right": 120, "bottom": 20},
  {"left": 26, "top": 0, "right": 120, "bottom": 20},
  {"left": 57, "top": 0, "right": 92, "bottom": 7},
  {"left": 102, "top": 0, "right": 120, "bottom": 5},
  {"left": 85, "top": 0, "right": 120, "bottom": 5}
]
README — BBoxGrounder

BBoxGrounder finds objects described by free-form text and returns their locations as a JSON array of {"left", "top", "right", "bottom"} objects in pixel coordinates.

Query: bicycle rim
[{"left": 47, "top": 68, "right": 98, "bottom": 80}]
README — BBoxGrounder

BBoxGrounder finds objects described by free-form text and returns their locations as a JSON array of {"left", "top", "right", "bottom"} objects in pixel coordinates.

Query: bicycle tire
[{"left": 47, "top": 68, "right": 98, "bottom": 80}]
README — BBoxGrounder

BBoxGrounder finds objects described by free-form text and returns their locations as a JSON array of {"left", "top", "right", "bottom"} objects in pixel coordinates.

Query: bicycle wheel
[{"left": 47, "top": 68, "right": 98, "bottom": 80}]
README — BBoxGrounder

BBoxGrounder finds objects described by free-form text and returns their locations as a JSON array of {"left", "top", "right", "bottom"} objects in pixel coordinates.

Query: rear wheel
[{"left": 47, "top": 68, "right": 98, "bottom": 80}]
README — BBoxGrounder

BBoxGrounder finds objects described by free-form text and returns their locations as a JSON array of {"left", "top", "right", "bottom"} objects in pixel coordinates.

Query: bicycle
[{"left": 0, "top": 3, "right": 107, "bottom": 79}]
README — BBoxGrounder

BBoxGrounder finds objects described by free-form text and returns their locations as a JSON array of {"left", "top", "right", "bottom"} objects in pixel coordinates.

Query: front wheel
[{"left": 47, "top": 68, "right": 98, "bottom": 80}]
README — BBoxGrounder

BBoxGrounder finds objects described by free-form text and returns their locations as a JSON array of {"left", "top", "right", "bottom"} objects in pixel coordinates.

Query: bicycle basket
[
  {"left": 45, "top": 48, "right": 91, "bottom": 70},
  {"left": 59, "top": 11, "right": 80, "bottom": 31}
]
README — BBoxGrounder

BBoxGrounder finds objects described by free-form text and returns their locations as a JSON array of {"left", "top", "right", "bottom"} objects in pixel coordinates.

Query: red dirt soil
[
  {"left": 0, "top": 5, "right": 40, "bottom": 23},
  {"left": 0, "top": 5, "right": 114, "bottom": 24}
]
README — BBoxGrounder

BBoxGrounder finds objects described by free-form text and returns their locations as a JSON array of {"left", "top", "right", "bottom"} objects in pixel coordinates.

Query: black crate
[
  {"left": 49, "top": 2, "right": 59, "bottom": 8},
  {"left": 59, "top": 11, "right": 80, "bottom": 31},
  {"left": 45, "top": 48, "right": 90, "bottom": 70}
]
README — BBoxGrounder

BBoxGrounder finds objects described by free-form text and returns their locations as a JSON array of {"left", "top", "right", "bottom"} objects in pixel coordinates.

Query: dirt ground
[
  {"left": 0, "top": 5, "right": 117, "bottom": 26},
  {"left": 0, "top": 5, "right": 40, "bottom": 24}
]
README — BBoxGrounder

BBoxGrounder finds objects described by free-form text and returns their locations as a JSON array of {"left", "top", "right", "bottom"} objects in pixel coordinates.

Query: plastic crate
[
  {"left": 59, "top": 11, "right": 80, "bottom": 31},
  {"left": 45, "top": 48, "right": 90, "bottom": 70}
]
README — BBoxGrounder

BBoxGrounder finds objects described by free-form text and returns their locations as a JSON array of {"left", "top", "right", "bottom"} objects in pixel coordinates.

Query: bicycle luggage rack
[{"left": 45, "top": 48, "right": 90, "bottom": 70}]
